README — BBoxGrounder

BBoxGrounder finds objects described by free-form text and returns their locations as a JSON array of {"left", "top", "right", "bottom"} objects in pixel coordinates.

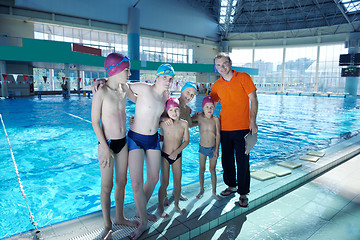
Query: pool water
[{"left": 1, "top": 94, "right": 360, "bottom": 238}]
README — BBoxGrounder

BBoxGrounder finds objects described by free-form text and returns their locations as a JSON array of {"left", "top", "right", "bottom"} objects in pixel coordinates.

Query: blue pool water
[{"left": 1, "top": 94, "right": 360, "bottom": 238}]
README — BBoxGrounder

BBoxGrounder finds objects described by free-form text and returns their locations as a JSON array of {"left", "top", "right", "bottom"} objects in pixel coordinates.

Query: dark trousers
[{"left": 220, "top": 130, "right": 250, "bottom": 195}]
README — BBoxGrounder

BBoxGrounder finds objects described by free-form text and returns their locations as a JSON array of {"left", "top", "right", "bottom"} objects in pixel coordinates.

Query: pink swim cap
[
  {"left": 104, "top": 53, "right": 130, "bottom": 77},
  {"left": 166, "top": 97, "right": 180, "bottom": 111},
  {"left": 202, "top": 96, "right": 214, "bottom": 108}
]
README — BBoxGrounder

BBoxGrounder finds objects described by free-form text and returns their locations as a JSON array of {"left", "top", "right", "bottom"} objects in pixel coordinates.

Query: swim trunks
[
  {"left": 98, "top": 137, "right": 126, "bottom": 154},
  {"left": 127, "top": 129, "right": 161, "bottom": 151},
  {"left": 161, "top": 151, "right": 182, "bottom": 164},
  {"left": 199, "top": 145, "right": 216, "bottom": 158}
]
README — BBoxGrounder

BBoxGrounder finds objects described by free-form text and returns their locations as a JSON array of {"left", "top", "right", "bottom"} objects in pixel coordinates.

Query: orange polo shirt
[{"left": 210, "top": 70, "right": 257, "bottom": 131}]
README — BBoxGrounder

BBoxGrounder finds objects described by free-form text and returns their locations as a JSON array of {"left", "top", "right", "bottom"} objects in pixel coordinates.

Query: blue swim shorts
[
  {"left": 199, "top": 145, "right": 216, "bottom": 159},
  {"left": 128, "top": 129, "right": 161, "bottom": 151}
]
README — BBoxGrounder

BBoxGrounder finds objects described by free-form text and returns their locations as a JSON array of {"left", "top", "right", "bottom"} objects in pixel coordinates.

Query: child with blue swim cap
[
  {"left": 92, "top": 59, "right": 176, "bottom": 239},
  {"left": 181, "top": 81, "right": 197, "bottom": 92},
  {"left": 156, "top": 64, "right": 175, "bottom": 77},
  {"left": 179, "top": 81, "right": 198, "bottom": 127}
]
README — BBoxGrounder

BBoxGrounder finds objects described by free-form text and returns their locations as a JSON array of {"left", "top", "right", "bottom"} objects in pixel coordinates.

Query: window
[{"left": 232, "top": 44, "right": 347, "bottom": 94}]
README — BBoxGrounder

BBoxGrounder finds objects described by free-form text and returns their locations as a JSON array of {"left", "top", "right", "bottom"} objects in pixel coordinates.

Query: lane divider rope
[
  {"left": 66, "top": 113, "right": 92, "bottom": 124},
  {"left": 0, "top": 114, "right": 38, "bottom": 231}
]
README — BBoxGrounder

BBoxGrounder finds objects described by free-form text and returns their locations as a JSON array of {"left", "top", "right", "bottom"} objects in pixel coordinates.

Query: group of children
[{"left": 91, "top": 52, "right": 222, "bottom": 240}]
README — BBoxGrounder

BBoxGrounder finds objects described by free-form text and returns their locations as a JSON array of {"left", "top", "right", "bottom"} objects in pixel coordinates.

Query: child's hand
[
  {"left": 92, "top": 79, "right": 106, "bottom": 93},
  {"left": 120, "top": 82, "right": 129, "bottom": 91},
  {"left": 129, "top": 116, "right": 135, "bottom": 125},
  {"left": 169, "top": 152, "right": 177, "bottom": 160},
  {"left": 162, "top": 117, "right": 173, "bottom": 126},
  {"left": 192, "top": 112, "right": 201, "bottom": 119},
  {"left": 164, "top": 90, "right": 171, "bottom": 98},
  {"left": 213, "top": 150, "right": 219, "bottom": 160},
  {"left": 98, "top": 145, "right": 114, "bottom": 168}
]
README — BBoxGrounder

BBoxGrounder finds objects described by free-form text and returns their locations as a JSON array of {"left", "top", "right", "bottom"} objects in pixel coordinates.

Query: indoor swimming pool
[{"left": 1, "top": 93, "right": 360, "bottom": 238}]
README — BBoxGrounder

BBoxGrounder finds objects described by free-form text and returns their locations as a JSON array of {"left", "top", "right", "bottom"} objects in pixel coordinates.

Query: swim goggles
[
  {"left": 156, "top": 69, "right": 174, "bottom": 76},
  {"left": 105, "top": 56, "right": 130, "bottom": 73}
]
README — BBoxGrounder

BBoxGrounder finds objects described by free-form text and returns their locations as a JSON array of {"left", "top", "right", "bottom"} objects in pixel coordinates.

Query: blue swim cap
[
  {"left": 181, "top": 81, "right": 197, "bottom": 92},
  {"left": 156, "top": 64, "right": 175, "bottom": 77}
]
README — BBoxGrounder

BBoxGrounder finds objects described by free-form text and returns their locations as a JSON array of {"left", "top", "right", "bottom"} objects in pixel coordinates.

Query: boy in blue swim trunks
[
  {"left": 192, "top": 96, "right": 222, "bottom": 200},
  {"left": 126, "top": 64, "right": 175, "bottom": 239},
  {"left": 157, "top": 97, "right": 189, "bottom": 218},
  {"left": 94, "top": 63, "right": 175, "bottom": 239},
  {"left": 91, "top": 53, "right": 138, "bottom": 239}
]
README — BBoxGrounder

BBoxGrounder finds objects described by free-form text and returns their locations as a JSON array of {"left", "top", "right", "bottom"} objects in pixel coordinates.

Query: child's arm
[
  {"left": 122, "top": 83, "right": 137, "bottom": 103},
  {"left": 169, "top": 120, "right": 190, "bottom": 159},
  {"left": 190, "top": 111, "right": 200, "bottom": 127},
  {"left": 91, "top": 90, "right": 113, "bottom": 168},
  {"left": 188, "top": 109, "right": 199, "bottom": 128},
  {"left": 128, "top": 81, "right": 149, "bottom": 95},
  {"left": 214, "top": 116, "right": 221, "bottom": 159}
]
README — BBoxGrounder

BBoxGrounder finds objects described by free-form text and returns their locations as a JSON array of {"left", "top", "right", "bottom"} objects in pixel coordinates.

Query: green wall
[{"left": 0, "top": 38, "right": 258, "bottom": 75}]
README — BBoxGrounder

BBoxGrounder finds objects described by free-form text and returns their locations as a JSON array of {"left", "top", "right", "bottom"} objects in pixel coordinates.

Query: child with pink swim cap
[
  {"left": 157, "top": 97, "right": 189, "bottom": 218},
  {"left": 104, "top": 52, "right": 131, "bottom": 77},
  {"left": 161, "top": 81, "right": 198, "bottom": 204},
  {"left": 93, "top": 61, "right": 175, "bottom": 239},
  {"left": 91, "top": 52, "right": 138, "bottom": 239},
  {"left": 191, "top": 96, "right": 222, "bottom": 201}
]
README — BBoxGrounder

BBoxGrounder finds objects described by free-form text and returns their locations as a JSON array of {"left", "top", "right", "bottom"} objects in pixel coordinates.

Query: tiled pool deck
[{"left": 7, "top": 133, "right": 360, "bottom": 240}]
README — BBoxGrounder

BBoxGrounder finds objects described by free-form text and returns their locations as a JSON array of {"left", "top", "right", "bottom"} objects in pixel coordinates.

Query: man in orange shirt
[{"left": 210, "top": 52, "right": 258, "bottom": 207}]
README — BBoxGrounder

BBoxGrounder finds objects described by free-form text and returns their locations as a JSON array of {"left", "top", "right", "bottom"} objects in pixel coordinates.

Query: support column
[
  {"left": 281, "top": 47, "right": 286, "bottom": 93},
  {"left": 128, "top": 7, "right": 140, "bottom": 81},
  {"left": 314, "top": 44, "right": 320, "bottom": 93},
  {"left": 77, "top": 70, "right": 81, "bottom": 94},
  {"left": 0, "top": 61, "right": 8, "bottom": 97},
  {"left": 345, "top": 32, "right": 360, "bottom": 96},
  {"left": 64, "top": 63, "right": 70, "bottom": 97},
  {"left": 220, "top": 40, "right": 230, "bottom": 53}
]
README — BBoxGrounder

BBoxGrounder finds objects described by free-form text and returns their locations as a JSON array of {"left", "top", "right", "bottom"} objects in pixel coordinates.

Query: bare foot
[
  {"left": 212, "top": 193, "right": 223, "bottom": 201},
  {"left": 129, "top": 222, "right": 149, "bottom": 240},
  {"left": 172, "top": 192, "right": 188, "bottom": 201},
  {"left": 175, "top": 205, "right": 186, "bottom": 215},
  {"left": 179, "top": 193, "right": 188, "bottom": 201},
  {"left": 114, "top": 217, "right": 139, "bottom": 227},
  {"left": 164, "top": 196, "right": 170, "bottom": 206},
  {"left": 147, "top": 212, "right": 158, "bottom": 222},
  {"left": 135, "top": 212, "right": 157, "bottom": 222},
  {"left": 156, "top": 207, "right": 169, "bottom": 218},
  {"left": 101, "top": 227, "right": 112, "bottom": 240},
  {"left": 196, "top": 190, "right": 204, "bottom": 199}
]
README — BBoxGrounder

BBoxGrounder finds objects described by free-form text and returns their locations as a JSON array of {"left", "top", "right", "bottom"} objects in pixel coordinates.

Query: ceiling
[{"left": 186, "top": 0, "right": 360, "bottom": 40}]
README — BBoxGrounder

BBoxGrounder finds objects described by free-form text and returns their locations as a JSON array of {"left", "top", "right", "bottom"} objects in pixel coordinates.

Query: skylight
[
  {"left": 219, "top": 0, "right": 238, "bottom": 24},
  {"left": 341, "top": 0, "right": 360, "bottom": 13}
]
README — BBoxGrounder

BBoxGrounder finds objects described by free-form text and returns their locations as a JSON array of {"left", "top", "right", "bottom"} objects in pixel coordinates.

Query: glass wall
[
  {"left": 317, "top": 44, "right": 346, "bottom": 94},
  {"left": 34, "top": 23, "right": 193, "bottom": 64},
  {"left": 33, "top": 23, "right": 194, "bottom": 91},
  {"left": 284, "top": 46, "right": 317, "bottom": 93},
  {"left": 33, "top": 68, "right": 82, "bottom": 91},
  {"left": 254, "top": 48, "right": 283, "bottom": 92},
  {"left": 231, "top": 43, "right": 348, "bottom": 94}
]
